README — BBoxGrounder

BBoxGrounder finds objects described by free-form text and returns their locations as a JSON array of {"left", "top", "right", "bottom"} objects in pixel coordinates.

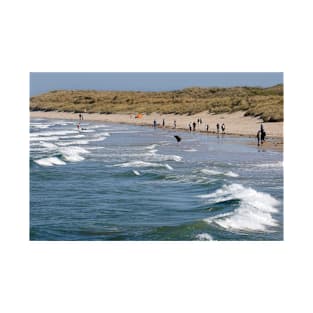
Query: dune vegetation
[{"left": 30, "top": 84, "right": 283, "bottom": 122}]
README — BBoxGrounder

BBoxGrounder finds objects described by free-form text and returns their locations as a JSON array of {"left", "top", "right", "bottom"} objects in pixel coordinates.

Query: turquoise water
[{"left": 30, "top": 118, "right": 283, "bottom": 240}]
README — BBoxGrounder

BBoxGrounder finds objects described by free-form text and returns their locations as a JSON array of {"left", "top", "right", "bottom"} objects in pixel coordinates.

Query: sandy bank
[{"left": 30, "top": 110, "right": 283, "bottom": 150}]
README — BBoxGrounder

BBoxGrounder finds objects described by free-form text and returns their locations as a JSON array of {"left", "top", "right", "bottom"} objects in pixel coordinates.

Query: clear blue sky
[{"left": 30, "top": 72, "right": 283, "bottom": 96}]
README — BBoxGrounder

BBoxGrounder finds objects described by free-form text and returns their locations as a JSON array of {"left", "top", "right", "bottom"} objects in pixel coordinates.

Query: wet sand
[{"left": 30, "top": 110, "right": 283, "bottom": 151}]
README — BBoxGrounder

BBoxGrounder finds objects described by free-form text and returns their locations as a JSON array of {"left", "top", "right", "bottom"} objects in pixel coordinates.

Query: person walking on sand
[
  {"left": 193, "top": 121, "right": 196, "bottom": 131},
  {"left": 173, "top": 120, "right": 176, "bottom": 129},
  {"left": 162, "top": 119, "right": 165, "bottom": 128},
  {"left": 189, "top": 123, "right": 192, "bottom": 132},
  {"left": 206, "top": 124, "right": 209, "bottom": 132},
  {"left": 153, "top": 120, "right": 157, "bottom": 128},
  {"left": 216, "top": 123, "right": 220, "bottom": 133},
  {"left": 260, "top": 123, "right": 266, "bottom": 144},
  {"left": 221, "top": 123, "right": 225, "bottom": 134},
  {"left": 256, "top": 130, "right": 261, "bottom": 146}
]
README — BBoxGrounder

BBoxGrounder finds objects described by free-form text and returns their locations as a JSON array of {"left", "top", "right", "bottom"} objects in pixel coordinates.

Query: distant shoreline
[{"left": 30, "top": 110, "right": 283, "bottom": 151}]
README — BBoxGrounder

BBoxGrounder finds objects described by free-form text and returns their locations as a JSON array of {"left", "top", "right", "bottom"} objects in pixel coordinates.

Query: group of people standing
[
  {"left": 216, "top": 123, "right": 226, "bottom": 134},
  {"left": 188, "top": 121, "right": 226, "bottom": 134},
  {"left": 154, "top": 119, "right": 177, "bottom": 129},
  {"left": 154, "top": 117, "right": 227, "bottom": 134}
]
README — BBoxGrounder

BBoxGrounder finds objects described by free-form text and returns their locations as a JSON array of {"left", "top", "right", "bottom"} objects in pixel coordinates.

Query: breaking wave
[
  {"left": 34, "top": 157, "right": 66, "bottom": 167},
  {"left": 200, "top": 184, "right": 280, "bottom": 232},
  {"left": 114, "top": 161, "right": 173, "bottom": 170}
]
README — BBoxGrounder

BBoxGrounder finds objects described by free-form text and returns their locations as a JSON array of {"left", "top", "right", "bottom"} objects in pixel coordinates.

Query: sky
[{"left": 30, "top": 72, "right": 283, "bottom": 96}]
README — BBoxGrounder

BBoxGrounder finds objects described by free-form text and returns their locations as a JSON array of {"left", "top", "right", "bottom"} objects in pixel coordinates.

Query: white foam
[
  {"left": 94, "top": 132, "right": 110, "bottom": 137},
  {"left": 147, "top": 153, "right": 183, "bottom": 162},
  {"left": 30, "top": 124, "right": 50, "bottom": 129},
  {"left": 201, "top": 184, "right": 280, "bottom": 232},
  {"left": 114, "top": 161, "right": 173, "bottom": 170},
  {"left": 31, "top": 130, "right": 78, "bottom": 137},
  {"left": 145, "top": 144, "right": 158, "bottom": 150},
  {"left": 57, "top": 140, "right": 90, "bottom": 146},
  {"left": 256, "top": 161, "right": 283, "bottom": 168},
  {"left": 225, "top": 171, "right": 239, "bottom": 177},
  {"left": 78, "top": 129, "right": 95, "bottom": 133},
  {"left": 201, "top": 169, "right": 222, "bottom": 175},
  {"left": 165, "top": 164, "right": 174, "bottom": 170},
  {"left": 132, "top": 170, "right": 141, "bottom": 176},
  {"left": 59, "top": 146, "right": 90, "bottom": 162},
  {"left": 196, "top": 233, "right": 213, "bottom": 241},
  {"left": 201, "top": 169, "right": 239, "bottom": 178},
  {"left": 34, "top": 157, "right": 66, "bottom": 167},
  {"left": 40, "top": 142, "right": 58, "bottom": 150},
  {"left": 30, "top": 136, "right": 60, "bottom": 142},
  {"left": 184, "top": 148, "right": 198, "bottom": 152}
]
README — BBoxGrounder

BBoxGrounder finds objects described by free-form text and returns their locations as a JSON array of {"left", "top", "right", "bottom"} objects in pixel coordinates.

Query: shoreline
[{"left": 30, "top": 110, "right": 283, "bottom": 152}]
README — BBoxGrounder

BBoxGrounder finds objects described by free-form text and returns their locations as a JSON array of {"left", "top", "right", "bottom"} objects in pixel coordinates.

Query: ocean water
[{"left": 30, "top": 118, "right": 283, "bottom": 241}]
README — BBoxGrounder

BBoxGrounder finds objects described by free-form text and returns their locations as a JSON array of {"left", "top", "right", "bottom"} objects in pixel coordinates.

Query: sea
[{"left": 30, "top": 118, "right": 283, "bottom": 241}]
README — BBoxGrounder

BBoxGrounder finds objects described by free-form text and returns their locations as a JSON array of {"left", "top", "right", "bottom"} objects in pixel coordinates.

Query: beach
[
  {"left": 30, "top": 110, "right": 283, "bottom": 151},
  {"left": 30, "top": 117, "right": 283, "bottom": 240}
]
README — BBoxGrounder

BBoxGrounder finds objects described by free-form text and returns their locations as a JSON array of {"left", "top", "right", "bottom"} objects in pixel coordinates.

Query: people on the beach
[
  {"left": 193, "top": 122, "right": 196, "bottom": 131},
  {"left": 260, "top": 124, "right": 266, "bottom": 144},
  {"left": 77, "top": 122, "right": 80, "bottom": 131},
  {"left": 189, "top": 123, "right": 192, "bottom": 132},
  {"left": 221, "top": 123, "right": 225, "bottom": 134},
  {"left": 162, "top": 119, "right": 165, "bottom": 127},
  {"left": 206, "top": 124, "right": 209, "bottom": 132},
  {"left": 173, "top": 120, "right": 176, "bottom": 129},
  {"left": 216, "top": 123, "right": 220, "bottom": 133},
  {"left": 257, "top": 130, "right": 261, "bottom": 146},
  {"left": 153, "top": 120, "right": 157, "bottom": 128}
]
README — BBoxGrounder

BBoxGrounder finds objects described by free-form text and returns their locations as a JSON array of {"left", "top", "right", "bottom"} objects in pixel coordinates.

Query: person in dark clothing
[
  {"left": 216, "top": 123, "right": 220, "bottom": 133},
  {"left": 193, "top": 122, "right": 196, "bottom": 131},
  {"left": 162, "top": 119, "right": 165, "bottom": 127},
  {"left": 189, "top": 123, "right": 192, "bottom": 132},
  {"left": 260, "top": 124, "right": 266, "bottom": 143},
  {"left": 221, "top": 123, "right": 225, "bottom": 134},
  {"left": 257, "top": 130, "right": 261, "bottom": 146}
]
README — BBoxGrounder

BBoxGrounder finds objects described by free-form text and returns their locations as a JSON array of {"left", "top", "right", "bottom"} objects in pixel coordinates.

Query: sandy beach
[{"left": 30, "top": 110, "right": 283, "bottom": 151}]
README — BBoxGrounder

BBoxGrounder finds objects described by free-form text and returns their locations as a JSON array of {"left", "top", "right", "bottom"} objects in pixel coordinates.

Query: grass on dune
[{"left": 30, "top": 84, "right": 283, "bottom": 122}]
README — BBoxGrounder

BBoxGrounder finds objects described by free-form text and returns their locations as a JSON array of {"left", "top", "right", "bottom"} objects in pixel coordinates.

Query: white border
[{"left": 2, "top": 0, "right": 312, "bottom": 312}]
